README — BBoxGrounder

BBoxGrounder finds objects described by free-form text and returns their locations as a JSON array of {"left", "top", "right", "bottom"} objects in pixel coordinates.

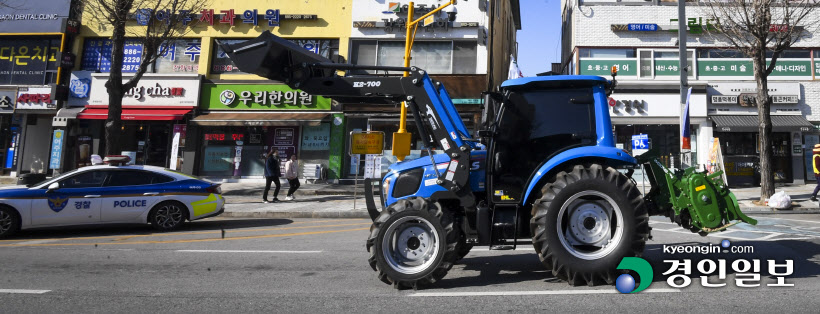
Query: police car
[{"left": 0, "top": 156, "right": 225, "bottom": 238}]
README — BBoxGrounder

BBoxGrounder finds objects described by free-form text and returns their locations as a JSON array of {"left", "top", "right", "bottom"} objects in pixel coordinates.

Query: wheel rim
[
  {"left": 381, "top": 215, "right": 440, "bottom": 275},
  {"left": 155, "top": 204, "right": 184, "bottom": 228},
  {"left": 556, "top": 191, "right": 624, "bottom": 260},
  {"left": 0, "top": 211, "right": 12, "bottom": 234}
]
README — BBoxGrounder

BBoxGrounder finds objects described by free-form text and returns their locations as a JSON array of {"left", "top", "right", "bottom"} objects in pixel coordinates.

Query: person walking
[
  {"left": 263, "top": 149, "right": 281, "bottom": 203},
  {"left": 812, "top": 144, "right": 820, "bottom": 202},
  {"left": 285, "top": 154, "right": 300, "bottom": 200}
]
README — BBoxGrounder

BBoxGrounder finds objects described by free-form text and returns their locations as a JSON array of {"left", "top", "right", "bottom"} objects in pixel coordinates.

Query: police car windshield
[{"left": 34, "top": 168, "right": 83, "bottom": 188}]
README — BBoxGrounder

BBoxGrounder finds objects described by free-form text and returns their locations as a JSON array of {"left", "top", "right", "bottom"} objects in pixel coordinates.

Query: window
[
  {"left": 351, "top": 40, "right": 478, "bottom": 74},
  {"left": 814, "top": 50, "right": 820, "bottom": 58},
  {"left": 59, "top": 171, "right": 109, "bottom": 189},
  {"left": 212, "top": 38, "right": 339, "bottom": 74},
  {"left": 699, "top": 49, "right": 810, "bottom": 59},
  {"left": 81, "top": 39, "right": 143, "bottom": 73},
  {"left": 154, "top": 39, "right": 202, "bottom": 73},
  {"left": 579, "top": 48, "right": 635, "bottom": 58},
  {"left": 105, "top": 170, "right": 174, "bottom": 187},
  {"left": 492, "top": 86, "right": 597, "bottom": 201}
]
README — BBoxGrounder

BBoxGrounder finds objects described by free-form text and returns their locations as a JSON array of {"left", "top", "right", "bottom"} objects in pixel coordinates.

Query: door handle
[
  {"left": 143, "top": 192, "right": 159, "bottom": 196},
  {"left": 84, "top": 195, "right": 101, "bottom": 198}
]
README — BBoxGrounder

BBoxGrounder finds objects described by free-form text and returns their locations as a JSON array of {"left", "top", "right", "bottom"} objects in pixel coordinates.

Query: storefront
[
  {"left": 13, "top": 87, "right": 60, "bottom": 177},
  {"left": 707, "top": 82, "right": 813, "bottom": 186},
  {"left": 609, "top": 83, "right": 710, "bottom": 169},
  {"left": 190, "top": 83, "right": 342, "bottom": 180},
  {"left": 76, "top": 74, "right": 201, "bottom": 168},
  {"left": 0, "top": 88, "right": 16, "bottom": 175}
]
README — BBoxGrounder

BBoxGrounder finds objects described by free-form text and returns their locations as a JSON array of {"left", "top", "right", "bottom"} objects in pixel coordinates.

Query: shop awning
[
  {"left": 190, "top": 112, "right": 335, "bottom": 126},
  {"left": 78, "top": 108, "right": 192, "bottom": 121},
  {"left": 55, "top": 107, "right": 85, "bottom": 119},
  {"left": 712, "top": 115, "right": 814, "bottom": 133}
]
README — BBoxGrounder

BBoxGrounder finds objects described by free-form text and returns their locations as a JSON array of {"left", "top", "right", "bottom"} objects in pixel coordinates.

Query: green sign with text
[
  {"left": 579, "top": 59, "right": 637, "bottom": 76},
  {"left": 698, "top": 59, "right": 812, "bottom": 77},
  {"left": 201, "top": 84, "right": 331, "bottom": 110}
]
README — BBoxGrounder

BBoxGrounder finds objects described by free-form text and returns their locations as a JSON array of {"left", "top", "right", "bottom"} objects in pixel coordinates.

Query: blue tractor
[{"left": 221, "top": 31, "right": 756, "bottom": 289}]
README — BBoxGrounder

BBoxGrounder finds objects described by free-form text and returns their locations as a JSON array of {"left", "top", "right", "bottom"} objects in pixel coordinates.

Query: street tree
[
  {"left": 700, "top": 0, "right": 820, "bottom": 200},
  {"left": 79, "top": 0, "right": 208, "bottom": 156}
]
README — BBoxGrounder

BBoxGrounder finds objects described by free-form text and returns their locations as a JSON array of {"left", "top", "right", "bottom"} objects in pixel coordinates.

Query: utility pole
[{"left": 678, "top": 0, "right": 691, "bottom": 169}]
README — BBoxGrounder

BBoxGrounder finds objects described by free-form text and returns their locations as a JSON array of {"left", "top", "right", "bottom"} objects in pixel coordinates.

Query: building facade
[
  {"left": 345, "top": 0, "right": 520, "bottom": 179},
  {"left": 560, "top": 0, "right": 820, "bottom": 186},
  {"left": 69, "top": 0, "right": 351, "bottom": 181}
]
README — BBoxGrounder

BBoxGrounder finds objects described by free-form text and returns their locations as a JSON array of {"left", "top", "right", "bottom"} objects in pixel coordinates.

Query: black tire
[
  {"left": 0, "top": 206, "right": 21, "bottom": 239},
  {"left": 149, "top": 201, "right": 188, "bottom": 231},
  {"left": 366, "top": 197, "right": 458, "bottom": 289},
  {"left": 530, "top": 164, "right": 650, "bottom": 286},
  {"left": 455, "top": 231, "right": 473, "bottom": 261}
]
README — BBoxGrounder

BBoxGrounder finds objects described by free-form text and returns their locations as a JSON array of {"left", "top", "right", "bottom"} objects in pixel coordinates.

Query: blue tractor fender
[{"left": 522, "top": 146, "right": 638, "bottom": 204}]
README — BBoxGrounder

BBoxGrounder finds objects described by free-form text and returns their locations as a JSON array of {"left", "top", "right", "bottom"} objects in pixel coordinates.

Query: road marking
[
  {"left": 471, "top": 247, "right": 535, "bottom": 251},
  {"left": 176, "top": 250, "right": 322, "bottom": 253},
  {"left": 0, "top": 222, "right": 371, "bottom": 246},
  {"left": 0, "top": 227, "right": 370, "bottom": 247},
  {"left": 0, "top": 289, "right": 51, "bottom": 294},
  {"left": 765, "top": 217, "right": 820, "bottom": 224},
  {"left": 409, "top": 288, "right": 680, "bottom": 297},
  {"left": 0, "top": 219, "right": 366, "bottom": 243}
]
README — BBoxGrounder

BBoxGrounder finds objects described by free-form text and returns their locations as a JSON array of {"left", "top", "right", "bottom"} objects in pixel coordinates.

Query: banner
[
  {"left": 169, "top": 132, "right": 181, "bottom": 170},
  {"left": 48, "top": 130, "right": 64, "bottom": 169}
]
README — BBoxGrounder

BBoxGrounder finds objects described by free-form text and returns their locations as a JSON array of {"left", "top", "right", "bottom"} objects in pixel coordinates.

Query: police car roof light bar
[{"left": 103, "top": 155, "right": 131, "bottom": 166}]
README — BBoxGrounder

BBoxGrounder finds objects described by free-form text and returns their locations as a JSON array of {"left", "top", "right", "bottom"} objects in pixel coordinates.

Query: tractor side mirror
[{"left": 47, "top": 182, "right": 59, "bottom": 192}]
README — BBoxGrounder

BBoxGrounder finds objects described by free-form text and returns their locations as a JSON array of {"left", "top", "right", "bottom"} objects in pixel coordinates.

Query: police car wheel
[
  {"left": 150, "top": 201, "right": 188, "bottom": 231},
  {"left": 0, "top": 206, "right": 21, "bottom": 238}
]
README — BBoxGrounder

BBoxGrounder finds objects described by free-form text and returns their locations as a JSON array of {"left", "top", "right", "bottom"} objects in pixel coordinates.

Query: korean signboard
[
  {"left": 579, "top": 59, "right": 637, "bottom": 76},
  {"left": 301, "top": 124, "right": 330, "bottom": 151},
  {"left": 698, "top": 59, "right": 811, "bottom": 78},
  {"left": 267, "top": 127, "right": 300, "bottom": 167},
  {"left": 201, "top": 84, "right": 331, "bottom": 110},
  {"left": 89, "top": 73, "right": 201, "bottom": 107},
  {"left": 212, "top": 39, "right": 336, "bottom": 74},
  {"left": 0, "top": 89, "right": 15, "bottom": 113},
  {"left": 0, "top": 38, "right": 60, "bottom": 85},
  {"left": 707, "top": 82, "right": 800, "bottom": 106},
  {"left": 15, "top": 87, "right": 56, "bottom": 110},
  {"left": 49, "top": 130, "right": 64, "bottom": 169},
  {"left": 0, "top": 0, "right": 72, "bottom": 33},
  {"left": 350, "top": 132, "right": 385, "bottom": 155},
  {"left": 133, "top": 8, "right": 316, "bottom": 28}
]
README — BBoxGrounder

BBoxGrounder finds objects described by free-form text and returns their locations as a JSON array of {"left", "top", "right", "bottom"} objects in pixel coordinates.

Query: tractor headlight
[{"left": 382, "top": 177, "right": 392, "bottom": 199}]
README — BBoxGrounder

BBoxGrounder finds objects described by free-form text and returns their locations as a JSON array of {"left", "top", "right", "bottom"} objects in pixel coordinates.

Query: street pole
[{"left": 678, "top": 0, "right": 691, "bottom": 169}]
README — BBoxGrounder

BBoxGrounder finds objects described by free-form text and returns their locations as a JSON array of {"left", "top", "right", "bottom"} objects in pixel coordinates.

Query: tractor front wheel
[
  {"left": 530, "top": 164, "right": 650, "bottom": 286},
  {"left": 366, "top": 197, "right": 458, "bottom": 289}
]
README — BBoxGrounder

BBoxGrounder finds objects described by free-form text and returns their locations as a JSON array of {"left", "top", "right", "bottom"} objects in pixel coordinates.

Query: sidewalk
[{"left": 2, "top": 181, "right": 819, "bottom": 219}]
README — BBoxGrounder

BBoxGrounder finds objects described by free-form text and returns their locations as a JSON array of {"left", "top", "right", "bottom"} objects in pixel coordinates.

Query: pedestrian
[
  {"left": 285, "top": 154, "right": 300, "bottom": 200},
  {"left": 812, "top": 144, "right": 820, "bottom": 202},
  {"left": 263, "top": 148, "right": 281, "bottom": 203}
]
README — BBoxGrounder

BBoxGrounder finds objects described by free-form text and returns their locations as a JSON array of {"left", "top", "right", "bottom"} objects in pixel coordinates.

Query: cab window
[
  {"left": 59, "top": 171, "right": 109, "bottom": 189},
  {"left": 105, "top": 170, "right": 174, "bottom": 187}
]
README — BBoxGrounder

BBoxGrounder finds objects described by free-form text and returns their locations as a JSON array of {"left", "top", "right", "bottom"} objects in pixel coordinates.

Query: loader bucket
[
  {"left": 636, "top": 151, "right": 757, "bottom": 234},
  {"left": 217, "top": 31, "right": 335, "bottom": 85}
]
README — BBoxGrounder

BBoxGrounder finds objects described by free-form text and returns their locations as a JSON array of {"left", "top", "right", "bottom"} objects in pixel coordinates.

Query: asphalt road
[{"left": 1, "top": 214, "right": 819, "bottom": 313}]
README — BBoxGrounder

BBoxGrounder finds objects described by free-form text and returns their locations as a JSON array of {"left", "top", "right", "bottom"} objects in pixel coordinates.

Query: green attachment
[{"left": 636, "top": 150, "right": 756, "bottom": 235}]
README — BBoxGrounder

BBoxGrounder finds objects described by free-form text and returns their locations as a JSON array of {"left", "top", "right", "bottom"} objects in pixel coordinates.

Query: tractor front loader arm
[
  {"left": 635, "top": 150, "right": 757, "bottom": 235},
  {"left": 218, "top": 31, "right": 476, "bottom": 208}
]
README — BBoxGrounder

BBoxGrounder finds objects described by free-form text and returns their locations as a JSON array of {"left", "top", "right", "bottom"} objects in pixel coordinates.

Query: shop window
[
  {"left": 212, "top": 38, "right": 339, "bottom": 74},
  {"left": 698, "top": 49, "right": 745, "bottom": 59},
  {"left": 0, "top": 38, "right": 60, "bottom": 85},
  {"left": 154, "top": 39, "right": 202, "bottom": 73},
  {"left": 81, "top": 38, "right": 143, "bottom": 73},
  {"left": 637, "top": 49, "right": 694, "bottom": 79},
  {"left": 351, "top": 40, "right": 478, "bottom": 74},
  {"left": 814, "top": 50, "right": 820, "bottom": 58}
]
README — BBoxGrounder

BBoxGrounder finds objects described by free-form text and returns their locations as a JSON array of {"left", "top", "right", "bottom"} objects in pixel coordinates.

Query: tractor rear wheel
[
  {"left": 530, "top": 164, "right": 650, "bottom": 286},
  {"left": 366, "top": 197, "right": 458, "bottom": 289}
]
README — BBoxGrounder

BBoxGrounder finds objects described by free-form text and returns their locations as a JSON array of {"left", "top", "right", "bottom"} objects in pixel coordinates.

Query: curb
[{"left": 222, "top": 211, "right": 370, "bottom": 219}]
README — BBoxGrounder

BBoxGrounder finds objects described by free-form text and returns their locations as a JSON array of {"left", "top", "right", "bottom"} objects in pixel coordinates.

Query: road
[{"left": 1, "top": 213, "right": 819, "bottom": 313}]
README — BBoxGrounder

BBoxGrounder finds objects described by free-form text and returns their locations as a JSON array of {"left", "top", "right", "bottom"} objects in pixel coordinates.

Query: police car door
[
  {"left": 99, "top": 169, "right": 167, "bottom": 222},
  {"left": 30, "top": 170, "right": 107, "bottom": 226}
]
